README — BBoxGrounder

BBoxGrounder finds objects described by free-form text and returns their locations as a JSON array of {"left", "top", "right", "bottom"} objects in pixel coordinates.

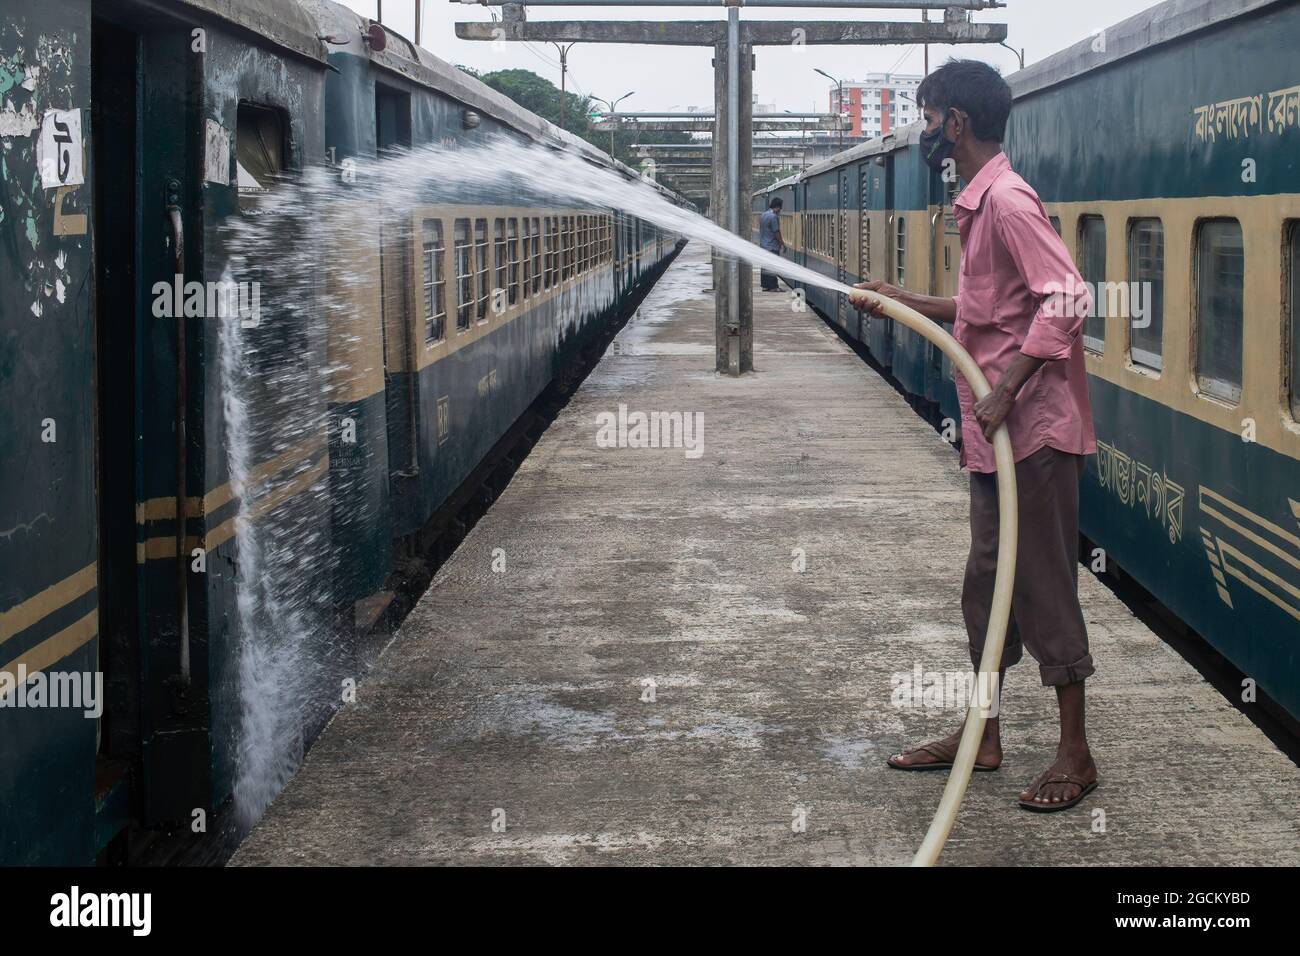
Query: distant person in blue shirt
[{"left": 758, "top": 197, "right": 785, "bottom": 291}]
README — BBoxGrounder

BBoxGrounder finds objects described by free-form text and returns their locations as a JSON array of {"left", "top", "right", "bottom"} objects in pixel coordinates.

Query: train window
[
  {"left": 895, "top": 215, "right": 906, "bottom": 286},
  {"left": 540, "top": 218, "right": 550, "bottom": 289},
  {"left": 572, "top": 216, "right": 581, "bottom": 275},
  {"left": 1195, "top": 218, "right": 1244, "bottom": 403},
  {"left": 580, "top": 215, "right": 590, "bottom": 272},
  {"left": 1079, "top": 216, "right": 1107, "bottom": 353},
  {"left": 1049, "top": 216, "right": 1062, "bottom": 237},
  {"left": 1290, "top": 222, "right": 1300, "bottom": 419},
  {"left": 519, "top": 218, "right": 531, "bottom": 299},
  {"left": 1128, "top": 218, "right": 1164, "bottom": 370},
  {"left": 421, "top": 219, "right": 446, "bottom": 344},
  {"left": 454, "top": 218, "right": 472, "bottom": 331},
  {"left": 236, "top": 103, "right": 285, "bottom": 213},
  {"left": 555, "top": 216, "right": 564, "bottom": 284},
  {"left": 862, "top": 214, "right": 871, "bottom": 278},
  {"left": 493, "top": 219, "right": 508, "bottom": 315},
  {"left": 374, "top": 84, "right": 411, "bottom": 154},
  {"left": 574, "top": 215, "right": 582, "bottom": 276},
  {"left": 572, "top": 215, "right": 579, "bottom": 274},
  {"left": 507, "top": 218, "right": 520, "bottom": 306},
  {"left": 531, "top": 217, "right": 542, "bottom": 293},
  {"left": 474, "top": 218, "right": 489, "bottom": 322},
  {"left": 545, "top": 217, "right": 556, "bottom": 287},
  {"left": 558, "top": 215, "right": 568, "bottom": 280},
  {"left": 556, "top": 214, "right": 566, "bottom": 278}
]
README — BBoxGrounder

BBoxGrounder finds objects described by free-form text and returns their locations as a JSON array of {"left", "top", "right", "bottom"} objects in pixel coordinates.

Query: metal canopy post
[{"left": 727, "top": 6, "right": 743, "bottom": 372}]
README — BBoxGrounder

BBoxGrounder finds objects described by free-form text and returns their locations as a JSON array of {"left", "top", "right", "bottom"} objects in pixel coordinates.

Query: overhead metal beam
[
  {"left": 453, "top": 1, "right": 1008, "bottom": 378},
  {"left": 635, "top": 142, "right": 848, "bottom": 151},
  {"left": 599, "top": 112, "right": 837, "bottom": 119},
  {"left": 453, "top": 0, "right": 1003, "bottom": 8},
  {"left": 646, "top": 155, "right": 812, "bottom": 166},
  {"left": 456, "top": 19, "right": 1007, "bottom": 46},
  {"left": 595, "top": 118, "right": 842, "bottom": 131}
]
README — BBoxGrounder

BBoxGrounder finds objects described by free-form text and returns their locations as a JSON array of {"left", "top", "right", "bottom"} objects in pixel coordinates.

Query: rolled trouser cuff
[{"left": 1038, "top": 654, "right": 1095, "bottom": 687}]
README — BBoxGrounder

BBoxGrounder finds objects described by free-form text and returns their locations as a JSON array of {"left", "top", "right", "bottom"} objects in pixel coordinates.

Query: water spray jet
[{"left": 219, "top": 136, "right": 1016, "bottom": 860}]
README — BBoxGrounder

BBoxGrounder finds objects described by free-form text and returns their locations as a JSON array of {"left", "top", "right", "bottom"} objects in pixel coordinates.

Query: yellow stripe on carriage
[
  {"left": 135, "top": 436, "right": 326, "bottom": 526},
  {"left": 0, "top": 563, "right": 97, "bottom": 648},
  {"left": 0, "top": 610, "right": 98, "bottom": 681},
  {"left": 137, "top": 455, "right": 331, "bottom": 561}
]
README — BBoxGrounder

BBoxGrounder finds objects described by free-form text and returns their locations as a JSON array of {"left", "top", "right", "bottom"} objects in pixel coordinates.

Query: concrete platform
[{"left": 233, "top": 244, "right": 1300, "bottom": 866}]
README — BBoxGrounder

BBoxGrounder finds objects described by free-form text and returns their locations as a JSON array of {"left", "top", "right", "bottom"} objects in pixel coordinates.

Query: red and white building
[{"left": 829, "top": 73, "right": 923, "bottom": 139}]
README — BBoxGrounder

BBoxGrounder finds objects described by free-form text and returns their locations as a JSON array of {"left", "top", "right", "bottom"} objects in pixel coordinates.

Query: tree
[{"left": 467, "top": 67, "right": 692, "bottom": 171}]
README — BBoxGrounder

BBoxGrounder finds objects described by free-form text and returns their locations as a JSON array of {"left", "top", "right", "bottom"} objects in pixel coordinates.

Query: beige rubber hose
[{"left": 847, "top": 288, "right": 1018, "bottom": 868}]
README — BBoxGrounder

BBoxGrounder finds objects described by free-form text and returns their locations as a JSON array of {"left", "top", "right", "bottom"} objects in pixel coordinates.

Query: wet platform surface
[{"left": 234, "top": 244, "right": 1300, "bottom": 866}]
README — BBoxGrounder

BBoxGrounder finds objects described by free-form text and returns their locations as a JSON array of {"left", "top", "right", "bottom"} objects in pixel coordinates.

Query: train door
[
  {"left": 868, "top": 156, "right": 893, "bottom": 367},
  {"left": 376, "top": 84, "right": 418, "bottom": 481},
  {"left": 937, "top": 176, "right": 964, "bottom": 431},
  {"left": 91, "top": 17, "right": 142, "bottom": 829},
  {"left": 835, "top": 168, "right": 849, "bottom": 331},
  {"left": 923, "top": 168, "right": 947, "bottom": 407},
  {"left": 91, "top": 1, "right": 209, "bottom": 830},
  {"left": 859, "top": 165, "right": 871, "bottom": 285}
]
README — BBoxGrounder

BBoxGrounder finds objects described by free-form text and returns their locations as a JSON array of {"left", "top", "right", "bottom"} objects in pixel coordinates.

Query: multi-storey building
[{"left": 830, "top": 73, "right": 923, "bottom": 139}]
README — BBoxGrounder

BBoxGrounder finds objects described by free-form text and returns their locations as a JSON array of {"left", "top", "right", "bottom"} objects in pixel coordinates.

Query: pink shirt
[{"left": 952, "top": 152, "right": 1097, "bottom": 474}]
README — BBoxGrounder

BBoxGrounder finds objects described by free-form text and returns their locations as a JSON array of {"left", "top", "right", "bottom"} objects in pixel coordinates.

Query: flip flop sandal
[
  {"left": 1017, "top": 773, "right": 1099, "bottom": 812},
  {"left": 886, "top": 742, "right": 1000, "bottom": 773}
]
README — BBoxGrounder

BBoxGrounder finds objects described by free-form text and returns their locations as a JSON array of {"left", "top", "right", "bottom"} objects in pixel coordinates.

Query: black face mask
[{"left": 920, "top": 115, "right": 958, "bottom": 172}]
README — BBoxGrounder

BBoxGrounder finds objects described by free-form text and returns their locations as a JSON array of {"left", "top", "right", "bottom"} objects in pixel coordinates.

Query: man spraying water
[{"left": 856, "top": 59, "right": 1099, "bottom": 812}]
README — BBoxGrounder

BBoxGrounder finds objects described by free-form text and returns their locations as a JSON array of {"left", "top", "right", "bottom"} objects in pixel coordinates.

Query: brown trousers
[{"left": 963, "top": 445, "right": 1095, "bottom": 686}]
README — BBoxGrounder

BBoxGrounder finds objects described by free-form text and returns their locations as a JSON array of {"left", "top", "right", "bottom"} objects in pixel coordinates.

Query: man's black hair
[
  {"left": 769, "top": 197, "right": 783, "bottom": 209},
  {"left": 916, "top": 59, "right": 1013, "bottom": 142}
]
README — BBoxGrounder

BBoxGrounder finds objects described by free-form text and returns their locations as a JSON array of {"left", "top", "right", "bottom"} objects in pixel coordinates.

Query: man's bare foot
[
  {"left": 1018, "top": 747, "right": 1098, "bottom": 810},
  {"left": 887, "top": 721, "right": 1003, "bottom": 771}
]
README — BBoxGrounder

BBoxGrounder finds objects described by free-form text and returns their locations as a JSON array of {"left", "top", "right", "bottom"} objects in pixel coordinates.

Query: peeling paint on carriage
[
  {"left": 2, "top": 0, "right": 686, "bottom": 865},
  {"left": 0, "top": 3, "right": 98, "bottom": 867}
]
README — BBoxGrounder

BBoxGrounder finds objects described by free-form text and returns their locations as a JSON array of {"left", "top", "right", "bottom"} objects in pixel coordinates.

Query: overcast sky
[{"left": 341, "top": 1, "right": 1159, "bottom": 112}]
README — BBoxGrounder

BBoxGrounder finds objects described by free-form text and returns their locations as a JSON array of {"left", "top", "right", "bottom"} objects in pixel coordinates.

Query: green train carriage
[
  {"left": 0, "top": 0, "right": 684, "bottom": 865},
  {"left": 1006, "top": 0, "right": 1300, "bottom": 721},
  {"left": 759, "top": 0, "right": 1300, "bottom": 722}
]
